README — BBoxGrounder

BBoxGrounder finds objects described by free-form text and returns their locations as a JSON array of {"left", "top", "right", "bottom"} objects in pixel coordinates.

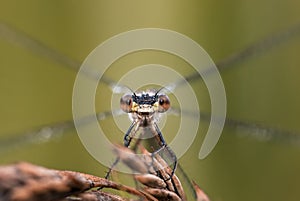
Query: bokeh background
[{"left": 1, "top": 1, "right": 300, "bottom": 201}]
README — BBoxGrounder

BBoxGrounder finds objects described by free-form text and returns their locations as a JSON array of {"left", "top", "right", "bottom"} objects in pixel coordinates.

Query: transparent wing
[
  {"left": 0, "top": 22, "right": 129, "bottom": 94},
  {"left": 0, "top": 109, "right": 124, "bottom": 154},
  {"left": 164, "top": 23, "right": 300, "bottom": 93}
]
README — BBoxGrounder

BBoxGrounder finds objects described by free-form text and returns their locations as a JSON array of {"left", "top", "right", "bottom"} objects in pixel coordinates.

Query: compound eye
[
  {"left": 158, "top": 94, "right": 170, "bottom": 112},
  {"left": 120, "top": 94, "right": 133, "bottom": 113}
]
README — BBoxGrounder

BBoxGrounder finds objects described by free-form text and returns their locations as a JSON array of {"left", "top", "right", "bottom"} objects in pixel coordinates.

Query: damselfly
[{"left": 105, "top": 89, "right": 178, "bottom": 179}]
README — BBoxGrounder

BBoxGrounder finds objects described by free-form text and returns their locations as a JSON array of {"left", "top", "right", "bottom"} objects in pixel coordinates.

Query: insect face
[{"left": 120, "top": 90, "right": 170, "bottom": 115}]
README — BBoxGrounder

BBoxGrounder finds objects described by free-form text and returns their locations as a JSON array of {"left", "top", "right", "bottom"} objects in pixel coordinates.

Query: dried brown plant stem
[{"left": 0, "top": 145, "right": 210, "bottom": 201}]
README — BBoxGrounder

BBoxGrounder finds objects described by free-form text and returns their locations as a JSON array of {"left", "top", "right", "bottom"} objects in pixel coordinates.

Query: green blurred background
[{"left": 1, "top": 1, "right": 300, "bottom": 201}]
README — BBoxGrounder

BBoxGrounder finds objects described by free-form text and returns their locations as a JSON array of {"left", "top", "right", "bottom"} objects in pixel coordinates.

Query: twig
[{"left": 0, "top": 145, "right": 210, "bottom": 201}]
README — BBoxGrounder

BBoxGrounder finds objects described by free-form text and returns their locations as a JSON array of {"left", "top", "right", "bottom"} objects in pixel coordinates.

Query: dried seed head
[{"left": 134, "top": 174, "right": 166, "bottom": 189}]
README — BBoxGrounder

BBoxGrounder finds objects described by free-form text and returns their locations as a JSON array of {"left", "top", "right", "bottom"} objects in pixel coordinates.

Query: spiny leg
[
  {"left": 104, "top": 157, "right": 120, "bottom": 180},
  {"left": 105, "top": 121, "right": 138, "bottom": 179},
  {"left": 151, "top": 122, "right": 178, "bottom": 178},
  {"left": 123, "top": 121, "right": 138, "bottom": 147}
]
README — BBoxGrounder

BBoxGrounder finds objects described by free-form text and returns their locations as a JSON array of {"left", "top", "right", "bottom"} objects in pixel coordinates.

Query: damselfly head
[{"left": 120, "top": 90, "right": 170, "bottom": 114}]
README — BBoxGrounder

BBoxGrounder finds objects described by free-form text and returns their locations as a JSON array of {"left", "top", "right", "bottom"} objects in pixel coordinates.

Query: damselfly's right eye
[
  {"left": 158, "top": 94, "right": 170, "bottom": 112},
  {"left": 120, "top": 94, "right": 133, "bottom": 113}
]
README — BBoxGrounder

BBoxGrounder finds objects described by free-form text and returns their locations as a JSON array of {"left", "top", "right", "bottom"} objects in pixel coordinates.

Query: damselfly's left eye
[
  {"left": 158, "top": 94, "right": 170, "bottom": 112},
  {"left": 120, "top": 94, "right": 133, "bottom": 113}
]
